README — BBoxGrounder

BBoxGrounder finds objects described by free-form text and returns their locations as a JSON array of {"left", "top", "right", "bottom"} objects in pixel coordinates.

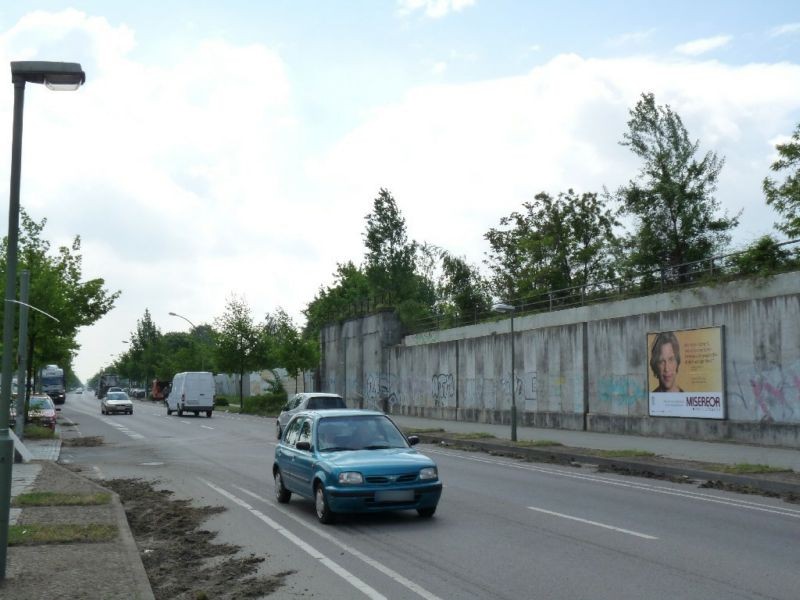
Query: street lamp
[
  {"left": 0, "top": 61, "right": 85, "bottom": 580},
  {"left": 492, "top": 302, "right": 517, "bottom": 442},
  {"left": 168, "top": 311, "right": 204, "bottom": 370}
]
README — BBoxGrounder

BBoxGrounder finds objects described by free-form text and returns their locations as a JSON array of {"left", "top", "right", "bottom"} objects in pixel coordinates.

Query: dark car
[
  {"left": 28, "top": 394, "right": 57, "bottom": 430},
  {"left": 273, "top": 409, "right": 442, "bottom": 524},
  {"left": 276, "top": 393, "right": 346, "bottom": 439}
]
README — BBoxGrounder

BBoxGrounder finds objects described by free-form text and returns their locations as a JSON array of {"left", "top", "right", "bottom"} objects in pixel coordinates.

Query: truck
[
  {"left": 38, "top": 364, "right": 66, "bottom": 405},
  {"left": 97, "top": 373, "right": 120, "bottom": 400}
]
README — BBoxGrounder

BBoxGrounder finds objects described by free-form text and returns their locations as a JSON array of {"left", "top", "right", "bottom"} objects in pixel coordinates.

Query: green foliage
[
  {"left": 0, "top": 210, "right": 119, "bottom": 392},
  {"left": 436, "top": 251, "right": 491, "bottom": 326},
  {"left": 214, "top": 295, "right": 270, "bottom": 407},
  {"left": 763, "top": 122, "right": 800, "bottom": 238},
  {"left": 214, "top": 395, "right": 229, "bottom": 407},
  {"left": 264, "top": 309, "right": 318, "bottom": 394},
  {"left": 241, "top": 391, "right": 288, "bottom": 416},
  {"left": 364, "top": 188, "right": 419, "bottom": 301},
  {"left": 485, "top": 189, "right": 619, "bottom": 301},
  {"left": 727, "top": 235, "right": 795, "bottom": 275},
  {"left": 616, "top": 93, "right": 739, "bottom": 281},
  {"left": 303, "top": 261, "right": 371, "bottom": 337}
]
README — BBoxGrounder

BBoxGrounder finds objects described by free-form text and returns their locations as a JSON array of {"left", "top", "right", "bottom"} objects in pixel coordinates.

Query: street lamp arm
[
  {"left": 168, "top": 311, "right": 196, "bottom": 330},
  {"left": 4, "top": 299, "right": 59, "bottom": 322}
]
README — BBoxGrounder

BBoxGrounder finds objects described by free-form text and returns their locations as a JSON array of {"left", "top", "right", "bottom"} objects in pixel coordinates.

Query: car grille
[{"left": 365, "top": 473, "right": 418, "bottom": 484}]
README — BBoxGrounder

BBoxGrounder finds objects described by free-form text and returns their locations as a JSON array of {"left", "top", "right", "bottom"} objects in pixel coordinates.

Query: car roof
[{"left": 294, "top": 409, "right": 384, "bottom": 419}]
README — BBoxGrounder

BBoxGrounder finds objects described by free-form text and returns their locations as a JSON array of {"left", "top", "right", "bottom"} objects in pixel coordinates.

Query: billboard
[{"left": 647, "top": 327, "right": 725, "bottom": 419}]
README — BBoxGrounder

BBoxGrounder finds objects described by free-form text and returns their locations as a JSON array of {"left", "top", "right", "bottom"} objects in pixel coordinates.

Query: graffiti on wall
[
  {"left": 431, "top": 373, "right": 455, "bottom": 406},
  {"left": 729, "top": 360, "right": 800, "bottom": 423},
  {"left": 597, "top": 375, "right": 645, "bottom": 412},
  {"left": 365, "top": 372, "right": 401, "bottom": 412}
]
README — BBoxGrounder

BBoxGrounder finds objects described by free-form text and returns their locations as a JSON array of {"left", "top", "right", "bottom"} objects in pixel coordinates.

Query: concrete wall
[{"left": 320, "top": 272, "right": 800, "bottom": 447}]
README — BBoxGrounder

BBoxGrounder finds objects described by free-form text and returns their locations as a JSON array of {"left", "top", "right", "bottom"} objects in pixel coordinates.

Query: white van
[{"left": 166, "top": 372, "right": 215, "bottom": 417}]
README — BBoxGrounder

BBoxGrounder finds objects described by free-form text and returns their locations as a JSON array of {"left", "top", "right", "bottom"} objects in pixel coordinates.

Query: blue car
[{"left": 273, "top": 409, "right": 442, "bottom": 524}]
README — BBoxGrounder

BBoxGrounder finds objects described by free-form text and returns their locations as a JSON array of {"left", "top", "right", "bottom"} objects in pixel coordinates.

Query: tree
[
  {"left": 436, "top": 251, "right": 491, "bottom": 326},
  {"left": 303, "top": 261, "right": 372, "bottom": 338},
  {"left": 265, "top": 308, "right": 318, "bottom": 393},
  {"left": 214, "top": 295, "right": 267, "bottom": 408},
  {"left": 364, "top": 188, "right": 419, "bottom": 301},
  {"left": 728, "top": 235, "right": 795, "bottom": 275},
  {"left": 0, "top": 210, "right": 120, "bottom": 394},
  {"left": 764, "top": 123, "right": 800, "bottom": 238},
  {"left": 616, "top": 93, "right": 739, "bottom": 281},
  {"left": 485, "top": 190, "right": 619, "bottom": 301}
]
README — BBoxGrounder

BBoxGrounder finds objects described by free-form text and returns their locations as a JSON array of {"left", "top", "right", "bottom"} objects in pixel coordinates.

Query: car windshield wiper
[
  {"left": 320, "top": 446, "right": 353, "bottom": 452},
  {"left": 363, "top": 444, "right": 393, "bottom": 450}
]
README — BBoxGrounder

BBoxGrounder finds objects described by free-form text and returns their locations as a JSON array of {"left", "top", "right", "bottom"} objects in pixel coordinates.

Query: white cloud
[
  {"left": 674, "top": 35, "right": 732, "bottom": 56},
  {"left": 608, "top": 29, "right": 656, "bottom": 47},
  {"left": 431, "top": 61, "right": 447, "bottom": 74},
  {"left": 397, "top": 0, "right": 476, "bottom": 19},
  {"left": 312, "top": 53, "right": 800, "bottom": 276},
  {"left": 770, "top": 22, "right": 800, "bottom": 37}
]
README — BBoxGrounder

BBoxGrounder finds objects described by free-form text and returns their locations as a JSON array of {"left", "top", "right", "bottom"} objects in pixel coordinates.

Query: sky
[{"left": 0, "top": 1, "right": 799, "bottom": 382}]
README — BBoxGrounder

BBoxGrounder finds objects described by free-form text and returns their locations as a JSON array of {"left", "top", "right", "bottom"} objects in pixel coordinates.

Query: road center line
[
  {"left": 201, "top": 480, "right": 387, "bottom": 600},
  {"left": 234, "top": 485, "right": 445, "bottom": 600},
  {"left": 527, "top": 505, "right": 659, "bottom": 539},
  {"left": 200, "top": 425, "right": 214, "bottom": 430}
]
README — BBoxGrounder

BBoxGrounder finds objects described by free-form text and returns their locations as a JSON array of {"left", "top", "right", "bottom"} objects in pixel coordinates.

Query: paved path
[{"left": 390, "top": 415, "right": 800, "bottom": 470}]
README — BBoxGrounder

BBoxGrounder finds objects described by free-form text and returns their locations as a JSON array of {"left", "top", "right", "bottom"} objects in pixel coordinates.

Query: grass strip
[
  {"left": 13, "top": 491, "right": 111, "bottom": 507},
  {"left": 61, "top": 436, "right": 104, "bottom": 447},
  {"left": 513, "top": 440, "right": 564, "bottom": 447},
  {"left": 451, "top": 432, "right": 497, "bottom": 440},
  {"left": 9, "top": 523, "right": 117, "bottom": 546},
  {"left": 597, "top": 449, "right": 656, "bottom": 458},
  {"left": 709, "top": 463, "right": 792, "bottom": 475},
  {"left": 23, "top": 425, "right": 57, "bottom": 439},
  {"left": 404, "top": 428, "right": 446, "bottom": 434}
]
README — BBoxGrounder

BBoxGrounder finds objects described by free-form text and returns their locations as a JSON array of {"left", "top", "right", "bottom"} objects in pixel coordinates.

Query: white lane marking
[
  {"left": 100, "top": 417, "right": 145, "bottom": 440},
  {"left": 179, "top": 420, "right": 192, "bottom": 425},
  {"left": 201, "top": 425, "right": 214, "bottom": 430},
  {"left": 235, "top": 485, "right": 445, "bottom": 600},
  {"left": 429, "top": 448, "right": 800, "bottom": 519},
  {"left": 527, "top": 505, "right": 659, "bottom": 540},
  {"left": 201, "top": 480, "right": 387, "bottom": 600}
]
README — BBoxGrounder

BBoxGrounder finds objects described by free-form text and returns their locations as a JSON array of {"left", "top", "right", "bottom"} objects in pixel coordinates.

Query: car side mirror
[
  {"left": 407, "top": 435, "right": 419, "bottom": 446},
  {"left": 296, "top": 441, "right": 311, "bottom": 451}
]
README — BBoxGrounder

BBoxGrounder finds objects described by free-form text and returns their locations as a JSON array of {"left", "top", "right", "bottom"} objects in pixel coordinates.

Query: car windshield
[
  {"left": 107, "top": 392, "right": 129, "bottom": 400},
  {"left": 316, "top": 415, "right": 408, "bottom": 451},
  {"left": 29, "top": 396, "right": 54, "bottom": 410}
]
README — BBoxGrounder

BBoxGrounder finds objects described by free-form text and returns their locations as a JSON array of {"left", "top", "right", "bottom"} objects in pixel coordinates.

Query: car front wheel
[
  {"left": 315, "top": 484, "right": 336, "bottom": 524},
  {"left": 417, "top": 506, "right": 437, "bottom": 518},
  {"left": 274, "top": 470, "right": 291, "bottom": 503}
]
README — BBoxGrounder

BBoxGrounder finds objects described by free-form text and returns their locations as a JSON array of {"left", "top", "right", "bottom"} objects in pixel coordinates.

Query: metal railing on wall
[{"left": 322, "top": 239, "right": 800, "bottom": 334}]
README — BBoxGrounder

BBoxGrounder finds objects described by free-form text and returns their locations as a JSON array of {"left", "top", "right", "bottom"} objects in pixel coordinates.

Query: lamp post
[
  {"left": 492, "top": 302, "right": 517, "bottom": 442},
  {"left": 0, "top": 60, "right": 85, "bottom": 580},
  {"left": 168, "top": 311, "right": 204, "bottom": 370}
]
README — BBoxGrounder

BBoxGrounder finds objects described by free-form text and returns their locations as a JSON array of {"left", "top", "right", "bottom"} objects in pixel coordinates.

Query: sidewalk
[
  {"left": 1, "top": 436, "right": 154, "bottom": 600},
  {"left": 390, "top": 415, "right": 800, "bottom": 471}
]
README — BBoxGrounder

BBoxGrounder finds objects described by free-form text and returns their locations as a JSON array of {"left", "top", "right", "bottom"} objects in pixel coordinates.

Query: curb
[
  {"left": 49, "top": 462, "right": 155, "bottom": 600},
  {"left": 416, "top": 433, "right": 800, "bottom": 497}
]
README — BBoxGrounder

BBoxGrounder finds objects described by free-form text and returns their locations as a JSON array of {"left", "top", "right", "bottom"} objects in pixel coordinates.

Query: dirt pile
[{"left": 106, "top": 479, "right": 294, "bottom": 599}]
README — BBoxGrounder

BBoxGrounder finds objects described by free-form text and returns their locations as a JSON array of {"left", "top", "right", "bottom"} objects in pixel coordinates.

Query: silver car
[
  {"left": 101, "top": 391, "right": 133, "bottom": 415},
  {"left": 276, "top": 393, "right": 346, "bottom": 439}
]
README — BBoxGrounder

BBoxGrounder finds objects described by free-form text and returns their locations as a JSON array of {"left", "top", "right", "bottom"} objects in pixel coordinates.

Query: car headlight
[
  {"left": 419, "top": 467, "right": 438, "bottom": 480},
  {"left": 338, "top": 472, "right": 363, "bottom": 485}
]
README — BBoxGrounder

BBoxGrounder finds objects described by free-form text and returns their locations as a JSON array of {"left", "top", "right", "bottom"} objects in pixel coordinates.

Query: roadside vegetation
[
  {"left": 708, "top": 463, "right": 793, "bottom": 475},
  {"left": 597, "top": 449, "right": 657, "bottom": 458},
  {"left": 8, "top": 523, "right": 116, "bottom": 546},
  {"left": 22, "top": 424, "right": 57, "bottom": 440},
  {"left": 12, "top": 491, "right": 111, "bottom": 507}
]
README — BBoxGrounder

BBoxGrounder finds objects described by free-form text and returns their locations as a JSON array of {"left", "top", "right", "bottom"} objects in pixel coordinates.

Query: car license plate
[{"left": 375, "top": 490, "right": 414, "bottom": 502}]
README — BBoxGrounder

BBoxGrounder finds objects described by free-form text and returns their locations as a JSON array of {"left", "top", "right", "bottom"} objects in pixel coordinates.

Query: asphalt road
[{"left": 58, "top": 392, "right": 800, "bottom": 600}]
